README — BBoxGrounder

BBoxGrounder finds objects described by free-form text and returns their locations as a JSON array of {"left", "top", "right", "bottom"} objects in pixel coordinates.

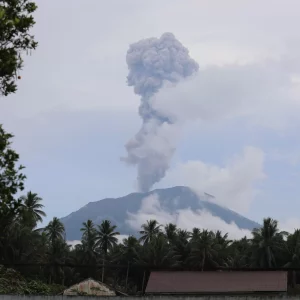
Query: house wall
[{"left": 0, "top": 296, "right": 293, "bottom": 300}]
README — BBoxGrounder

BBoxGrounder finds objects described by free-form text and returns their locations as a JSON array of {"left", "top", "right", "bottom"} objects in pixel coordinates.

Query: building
[
  {"left": 63, "top": 278, "right": 116, "bottom": 296},
  {"left": 145, "top": 271, "right": 288, "bottom": 296}
]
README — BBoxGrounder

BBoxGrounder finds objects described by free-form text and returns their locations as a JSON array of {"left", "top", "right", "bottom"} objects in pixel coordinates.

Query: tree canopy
[
  {"left": 1, "top": 193, "right": 300, "bottom": 295},
  {"left": 0, "top": 0, "right": 37, "bottom": 96},
  {"left": 0, "top": 124, "right": 26, "bottom": 230}
]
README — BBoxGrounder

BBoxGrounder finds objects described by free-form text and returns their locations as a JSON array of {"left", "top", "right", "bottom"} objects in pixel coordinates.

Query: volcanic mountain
[{"left": 60, "top": 186, "right": 260, "bottom": 240}]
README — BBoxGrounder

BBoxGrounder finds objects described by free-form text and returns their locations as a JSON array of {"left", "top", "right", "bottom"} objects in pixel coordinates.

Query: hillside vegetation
[{"left": 0, "top": 265, "right": 64, "bottom": 295}]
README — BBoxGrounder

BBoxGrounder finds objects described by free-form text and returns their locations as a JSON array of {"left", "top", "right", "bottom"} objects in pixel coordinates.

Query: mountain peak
[{"left": 61, "top": 186, "right": 260, "bottom": 240}]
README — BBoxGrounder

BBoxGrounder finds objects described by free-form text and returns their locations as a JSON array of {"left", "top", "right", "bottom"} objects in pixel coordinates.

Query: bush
[{"left": 0, "top": 265, "right": 64, "bottom": 295}]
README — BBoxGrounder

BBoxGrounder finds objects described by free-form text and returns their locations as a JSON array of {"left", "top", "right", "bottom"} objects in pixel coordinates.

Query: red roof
[{"left": 146, "top": 271, "right": 287, "bottom": 294}]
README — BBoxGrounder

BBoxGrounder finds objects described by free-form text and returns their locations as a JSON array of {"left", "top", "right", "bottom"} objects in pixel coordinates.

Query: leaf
[{"left": 0, "top": 8, "right": 5, "bottom": 19}]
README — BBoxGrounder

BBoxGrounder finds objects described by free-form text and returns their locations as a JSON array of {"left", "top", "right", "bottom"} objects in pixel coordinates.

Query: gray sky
[{"left": 2, "top": 0, "right": 300, "bottom": 233}]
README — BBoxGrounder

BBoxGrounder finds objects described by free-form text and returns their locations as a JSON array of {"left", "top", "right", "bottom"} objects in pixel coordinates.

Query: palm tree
[
  {"left": 120, "top": 235, "right": 141, "bottom": 290},
  {"left": 191, "top": 228, "right": 201, "bottom": 243},
  {"left": 251, "top": 217, "right": 287, "bottom": 268},
  {"left": 95, "top": 220, "right": 120, "bottom": 255},
  {"left": 19, "top": 191, "right": 46, "bottom": 227},
  {"left": 284, "top": 229, "right": 300, "bottom": 287},
  {"left": 285, "top": 229, "right": 300, "bottom": 267},
  {"left": 122, "top": 236, "right": 139, "bottom": 263},
  {"left": 95, "top": 220, "right": 119, "bottom": 283},
  {"left": 188, "top": 229, "right": 219, "bottom": 271},
  {"left": 137, "top": 234, "right": 171, "bottom": 267},
  {"left": 171, "top": 229, "right": 191, "bottom": 267},
  {"left": 44, "top": 217, "right": 65, "bottom": 246},
  {"left": 164, "top": 223, "right": 177, "bottom": 244},
  {"left": 214, "top": 231, "right": 232, "bottom": 266},
  {"left": 81, "top": 220, "right": 96, "bottom": 251},
  {"left": 80, "top": 220, "right": 97, "bottom": 270},
  {"left": 225, "top": 237, "right": 251, "bottom": 268},
  {"left": 139, "top": 220, "right": 162, "bottom": 245},
  {"left": 177, "top": 229, "right": 191, "bottom": 241},
  {"left": 44, "top": 217, "right": 66, "bottom": 284},
  {"left": 1, "top": 219, "right": 36, "bottom": 265}
]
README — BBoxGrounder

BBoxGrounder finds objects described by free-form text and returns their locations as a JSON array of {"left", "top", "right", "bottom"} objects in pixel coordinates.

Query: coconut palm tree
[
  {"left": 191, "top": 227, "right": 201, "bottom": 243},
  {"left": 137, "top": 234, "right": 171, "bottom": 267},
  {"left": 251, "top": 217, "right": 287, "bottom": 268},
  {"left": 213, "top": 230, "right": 232, "bottom": 266},
  {"left": 95, "top": 220, "right": 120, "bottom": 255},
  {"left": 122, "top": 236, "right": 139, "bottom": 263},
  {"left": 177, "top": 229, "right": 191, "bottom": 241},
  {"left": 139, "top": 220, "right": 162, "bottom": 245},
  {"left": 44, "top": 217, "right": 66, "bottom": 284},
  {"left": 284, "top": 229, "right": 300, "bottom": 287},
  {"left": 80, "top": 220, "right": 97, "bottom": 273},
  {"left": 164, "top": 223, "right": 177, "bottom": 244},
  {"left": 188, "top": 229, "right": 219, "bottom": 271},
  {"left": 81, "top": 220, "right": 96, "bottom": 251},
  {"left": 225, "top": 237, "right": 251, "bottom": 268},
  {"left": 19, "top": 191, "right": 46, "bottom": 227},
  {"left": 285, "top": 229, "right": 300, "bottom": 267},
  {"left": 171, "top": 229, "right": 191, "bottom": 267},
  {"left": 44, "top": 217, "right": 65, "bottom": 246}
]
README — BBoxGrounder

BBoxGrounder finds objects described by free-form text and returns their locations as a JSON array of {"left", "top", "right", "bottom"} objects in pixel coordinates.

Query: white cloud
[
  {"left": 151, "top": 59, "right": 300, "bottom": 131},
  {"left": 280, "top": 218, "right": 300, "bottom": 234},
  {"left": 67, "top": 235, "right": 129, "bottom": 249},
  {"left": 117, "top": 234, "right": 129, "bottom": 243},
  {"left": 160, "top": 146, "right": 265, "bottom": 214},
  {"left": 67, "top": 240, "right": 81, "bottom": 249},
  {"left": 126, "top": 194, "right": 251, "bottom": 240},
  {"left": 126, "top": 194, "right": 175, "bottom": 229},
  {"left": 6, "top": 0, "right": 300, "bottom": 119}
]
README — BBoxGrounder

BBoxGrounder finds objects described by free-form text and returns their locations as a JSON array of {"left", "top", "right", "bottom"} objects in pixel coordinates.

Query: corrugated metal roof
[
  {"left": 63, "top": 278, "right": 116, "bottom": 296},
  {"left": 146, "top": 271, "right": 288, "bottom": 294}
]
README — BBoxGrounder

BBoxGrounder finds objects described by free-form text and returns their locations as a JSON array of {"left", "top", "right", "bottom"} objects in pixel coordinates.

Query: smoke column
[{"left": 122, "top": 32, "right": 199, "bottom": 192}]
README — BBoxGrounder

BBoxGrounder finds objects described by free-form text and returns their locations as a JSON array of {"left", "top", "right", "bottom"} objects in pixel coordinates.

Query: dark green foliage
[
  {"left": 0, "top": 0, "right": 37, "bottom": 96},
  {"left": 96, "top": 220, "right": 120, "bottom": 255},
  {"left": 0, "top": 125, "right": 26, "bottom": 230},
  {"left": 19, "top": 191, "right": 46, "bottom": 228},
  {"left": 0, "top": 265, "right": 64, "bottom": 295},
  {"left": 139, "top": 219, "right": 162, "bottom": 245},
  {"left": 2, "top": 199, "right": 300, "bottom": 294}
]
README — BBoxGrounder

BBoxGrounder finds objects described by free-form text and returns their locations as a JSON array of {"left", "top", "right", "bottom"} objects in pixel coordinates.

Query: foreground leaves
[{"left": 0, "top": 0, "right": 38, "bottom": 96}]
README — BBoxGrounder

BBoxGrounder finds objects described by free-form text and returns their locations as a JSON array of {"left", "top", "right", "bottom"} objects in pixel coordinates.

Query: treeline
[{"left": 2, "top": 191, "right": 300, "bottom": 293}]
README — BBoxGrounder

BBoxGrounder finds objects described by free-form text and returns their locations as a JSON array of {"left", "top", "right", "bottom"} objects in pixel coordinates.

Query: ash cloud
[{"left": 122, "top": 33, "right": 199, "bottom": 192}]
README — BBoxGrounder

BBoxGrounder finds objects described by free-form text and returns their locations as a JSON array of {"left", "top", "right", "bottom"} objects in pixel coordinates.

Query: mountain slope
[{"left": 61, "top": 186, "right": 260, "bottom": 240}]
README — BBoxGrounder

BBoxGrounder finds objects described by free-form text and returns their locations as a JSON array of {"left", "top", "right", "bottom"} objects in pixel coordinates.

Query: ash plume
[{"left": 122, "top": 33, "right": 199, "bottom": 192}]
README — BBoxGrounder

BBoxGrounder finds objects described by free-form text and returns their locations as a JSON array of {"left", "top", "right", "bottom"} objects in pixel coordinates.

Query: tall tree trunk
[
  {"left": 142, "top": 271, "right": 146, "bottom": 295},
  {"left": 201, "top": 249, "right": 206, "bottom": 271},
  {"left": 101, "top": 257, "right": 105, "bottom": 282},
  {"left": 292, "top": 270, "right": 297, "bottom": 288},
  {"left": 126, "top": 261, "right": 130, "bottom": 291},
  {"left": 62, "top": 266, "right": 65, "bottom": 286}
]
